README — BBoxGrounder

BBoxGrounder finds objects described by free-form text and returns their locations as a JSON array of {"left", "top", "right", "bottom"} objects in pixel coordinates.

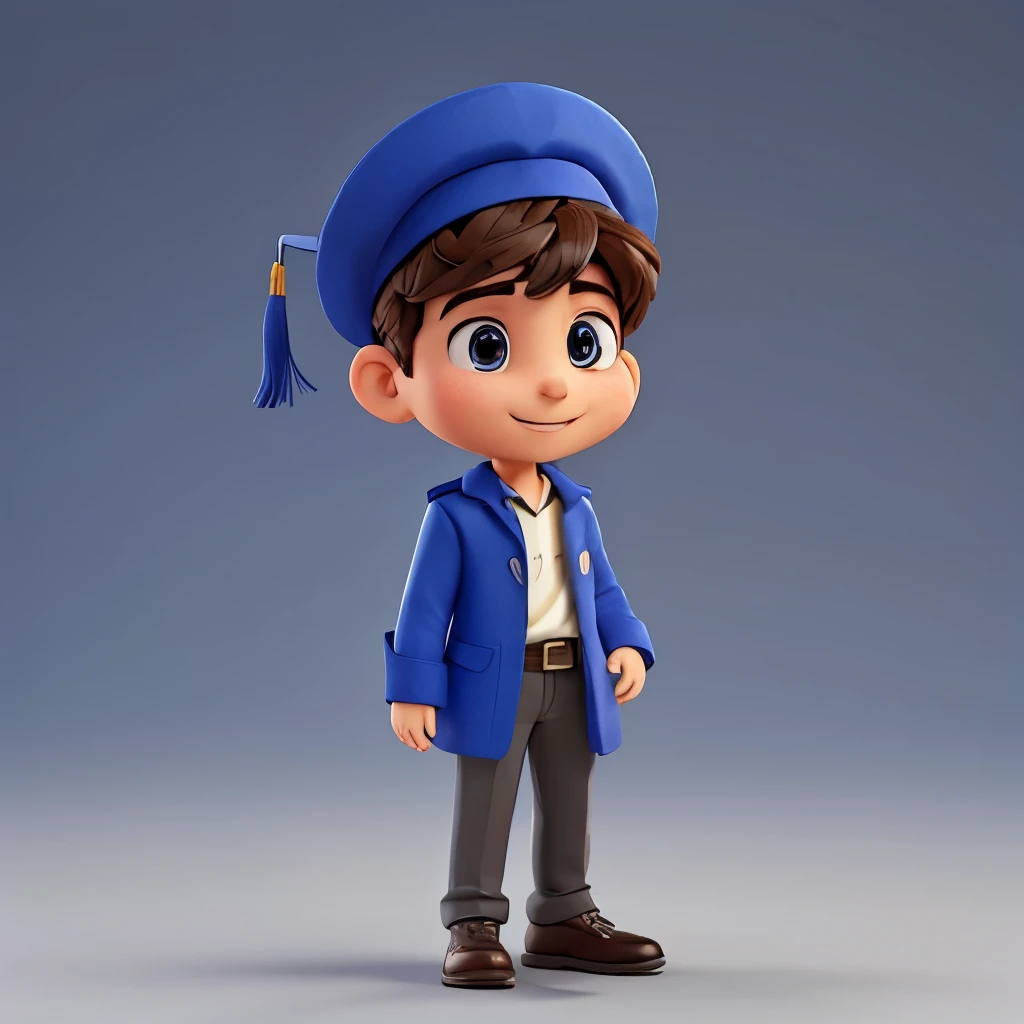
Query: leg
[
  {"left": 521, "top": 667, "right": 665, "bottom": 974},
  {"left": 440, "top": 671, "right": 543, "bottom": 928},
  {"left": 524, "top": 664, "right": 599, "bottom": 926}
]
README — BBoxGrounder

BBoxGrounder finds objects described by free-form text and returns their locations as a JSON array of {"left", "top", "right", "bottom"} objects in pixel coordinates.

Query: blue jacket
[{"left": 383, "top": 461, "right": 654, "bottom": 759}]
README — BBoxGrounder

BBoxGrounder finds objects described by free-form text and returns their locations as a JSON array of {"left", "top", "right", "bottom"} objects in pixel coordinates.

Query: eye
[
  {"left": 566, "top": 315, "right": 618, "bottom": 370},
  {"left": 448, "top": 319, "right": 510, "bottom": 372}
]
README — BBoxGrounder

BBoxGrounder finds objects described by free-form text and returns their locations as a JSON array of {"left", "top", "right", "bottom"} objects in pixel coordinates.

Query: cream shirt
[{"left": 508, "top": 474, "right": 581, "bottom": 643}]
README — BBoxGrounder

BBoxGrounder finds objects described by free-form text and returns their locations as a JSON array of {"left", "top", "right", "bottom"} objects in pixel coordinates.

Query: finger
[
  {"left": 607, "top": 656, "right": 621, "bottom": 674},
  {"left": 399, "top": 722, "right": 420, "bottom": 750},
  {"left": 614, "top": 671, "right": 635, "bottom": 696},
  {"left": 408, "top": 723, "right": 430, "bottom": 751},
  {"left": 615, "top": 673, "right": 636, "bottom": 698},
  {"left": 617, "top": 678, "right": 645, "bottom": 704},
  {"left": 424, "top": 707, "right": 436, "bottom": 738}
]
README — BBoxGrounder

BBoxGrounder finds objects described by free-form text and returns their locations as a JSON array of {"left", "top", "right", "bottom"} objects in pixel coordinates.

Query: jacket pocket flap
[{"left": 444, "top": 639, "right": 495, "bottom": 672}]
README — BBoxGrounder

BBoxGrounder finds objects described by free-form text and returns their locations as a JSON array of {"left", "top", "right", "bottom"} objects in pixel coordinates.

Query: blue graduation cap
[{"left": 255, "top": 82, "right": 657, "bottom": 407}]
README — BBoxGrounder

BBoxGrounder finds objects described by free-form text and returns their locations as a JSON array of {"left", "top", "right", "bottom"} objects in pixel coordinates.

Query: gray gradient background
[{"left": 2, "top": 1, "right": 1022, "bottom": 1022}]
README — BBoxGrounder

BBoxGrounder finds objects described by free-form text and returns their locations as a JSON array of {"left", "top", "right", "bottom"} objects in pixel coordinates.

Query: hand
[
  {"left": 607, "top": 647, "right": 646, "bottom": 705},
  {"left": 390, "top": 702, "right": 436, "bottom": 751}
]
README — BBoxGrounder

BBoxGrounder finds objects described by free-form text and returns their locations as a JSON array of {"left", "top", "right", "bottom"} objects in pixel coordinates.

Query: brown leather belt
[{"left": 523, "top": 637, "right": 579, "bottom": 672}]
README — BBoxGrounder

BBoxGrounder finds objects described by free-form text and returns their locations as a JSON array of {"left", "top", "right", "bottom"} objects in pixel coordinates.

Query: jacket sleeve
[
  {"left": 383, "top": 500, "right": 461, "bottom": 707},
  {"left": 586, "top": 498, "right": 655, "bottom": 669}
]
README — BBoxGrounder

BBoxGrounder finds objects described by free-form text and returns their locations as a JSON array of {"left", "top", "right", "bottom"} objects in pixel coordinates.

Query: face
[{"left": 358, "top": 262, "right": 641, "bottom": 462}]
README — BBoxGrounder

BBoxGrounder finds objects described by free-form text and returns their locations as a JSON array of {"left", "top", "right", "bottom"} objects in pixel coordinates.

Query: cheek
[
  {"left": 580, "top": 361, "right": 637, "bottom": 435},
  {"left": 416, "top": 367, "right": 512, "bottom": 447}
]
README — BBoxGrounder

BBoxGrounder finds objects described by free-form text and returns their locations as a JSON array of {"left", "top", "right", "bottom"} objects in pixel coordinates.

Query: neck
[{"left": 490, "top": 458, "right": 543, "bottom": 508}]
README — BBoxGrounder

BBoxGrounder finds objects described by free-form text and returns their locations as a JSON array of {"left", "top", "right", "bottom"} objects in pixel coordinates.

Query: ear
[
  {"left": 620, "top": 349, "right": 641, "bottom": 397},
  {"left": 349, "top": 344, "right": 415, "bottom": 423}
]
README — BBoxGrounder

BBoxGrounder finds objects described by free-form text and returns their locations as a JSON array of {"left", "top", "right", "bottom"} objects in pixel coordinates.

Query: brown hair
[{"left": 371, "top": 198, "right": 661, "bottom": 376}]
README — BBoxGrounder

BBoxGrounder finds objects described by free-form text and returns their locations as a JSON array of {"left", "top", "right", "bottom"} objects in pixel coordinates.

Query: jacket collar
[
  {"left": 461, "top": 460, "right": 591, "bottom": 511},
  {"left": 538, "top": 461, "right": 592, "bottom": 509}
]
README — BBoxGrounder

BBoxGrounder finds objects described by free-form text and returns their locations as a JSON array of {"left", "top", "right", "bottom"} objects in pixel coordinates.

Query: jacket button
[
  {"left": 579, "top": 550, "right": 591, "bottom": 575},
  {"left": 509, "top": 557, "right": 523, "bottom": 584}
]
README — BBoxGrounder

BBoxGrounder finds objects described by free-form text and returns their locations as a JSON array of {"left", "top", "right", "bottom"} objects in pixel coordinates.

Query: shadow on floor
[
  {"left": 142, "top": 956, "right": 442, "bottom": 988},
  {"left": 131, "top": 954, "right": 596, "bottom": 1000},
  {"left": 87, "top": 954, "right": 977, "bottom": 1007}
]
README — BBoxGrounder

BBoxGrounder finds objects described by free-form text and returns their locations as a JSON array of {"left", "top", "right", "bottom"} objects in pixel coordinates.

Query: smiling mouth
[{"left": 510, "top": 414, "right": 582, "bottom": 432}]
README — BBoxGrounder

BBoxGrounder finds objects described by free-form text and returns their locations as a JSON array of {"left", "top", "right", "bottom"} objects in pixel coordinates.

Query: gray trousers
[{"left": 439, "top": 663, "right": 599, "bottom": 928}]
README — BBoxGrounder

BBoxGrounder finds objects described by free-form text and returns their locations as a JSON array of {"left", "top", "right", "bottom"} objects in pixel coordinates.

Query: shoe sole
[
  {"left": 441, "top": 971, "right": 516, "bottom": 988},
  {"left": 520, "top": 952, "right": 665, "bottom": 974}
]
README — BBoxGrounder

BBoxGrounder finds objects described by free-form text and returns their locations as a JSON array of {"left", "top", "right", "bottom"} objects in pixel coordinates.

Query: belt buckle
[{"left": 541, "top": 639, "right": 568, "bottom": 671}]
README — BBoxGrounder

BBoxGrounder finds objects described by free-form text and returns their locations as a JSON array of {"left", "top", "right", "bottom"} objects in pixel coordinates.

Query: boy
[{"left": 256, "top": 83, "right": 664, "bottom": 988}]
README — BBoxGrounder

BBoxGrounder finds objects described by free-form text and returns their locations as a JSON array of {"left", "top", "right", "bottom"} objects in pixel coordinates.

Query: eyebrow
[
  {"left": 568, "top": 280, "right": 618, "bottom": 303},
  {"left": 440, "top": 280, "right": 516, "bottom": 320}
]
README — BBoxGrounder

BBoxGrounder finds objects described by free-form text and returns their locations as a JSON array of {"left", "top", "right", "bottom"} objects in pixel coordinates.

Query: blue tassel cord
[{"left": 254, "top": 263, "right": 317, "bottom": 408}]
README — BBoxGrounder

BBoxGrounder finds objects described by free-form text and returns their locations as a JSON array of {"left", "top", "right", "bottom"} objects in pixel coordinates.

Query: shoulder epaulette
[{"left": 427, "top": 477, "right": 464, "bottom": 502}]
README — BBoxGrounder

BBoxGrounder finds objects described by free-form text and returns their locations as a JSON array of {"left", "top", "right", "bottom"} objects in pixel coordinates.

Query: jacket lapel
[
  {"left": 540, "top": 462, "right": 592, "bottom": 600},
  {"left": 539, "top": 461, "right": 592, "bottom": 510},
  {"left": 461, "top": 460, "right": 593, "bottom": 556},
  {"left": 461, "top": 462, "right": 526, "bottom": 552}
]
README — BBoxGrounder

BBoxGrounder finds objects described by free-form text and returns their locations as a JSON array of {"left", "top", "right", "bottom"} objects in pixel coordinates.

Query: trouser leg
[
  {"left": 439, "top": 672, "right": 543, "bottom": 928},
  {"left": 525, "top": 664, "right": 599, "bottom": 925}
]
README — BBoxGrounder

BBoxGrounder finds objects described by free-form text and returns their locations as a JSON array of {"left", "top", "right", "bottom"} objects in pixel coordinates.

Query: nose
[{"left": 537, "top": 376, "right": 568, "bottom": 400}]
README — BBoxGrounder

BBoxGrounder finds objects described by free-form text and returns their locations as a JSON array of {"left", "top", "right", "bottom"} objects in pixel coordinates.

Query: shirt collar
[
  {"left": 461, "top": 460, "right": 591, "bottom": 513},
  {"left": 501, "top": 472, "right": 555, "bottom": 517}
]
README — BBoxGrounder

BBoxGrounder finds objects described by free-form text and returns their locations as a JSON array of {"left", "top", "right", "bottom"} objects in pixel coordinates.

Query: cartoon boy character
[{"left": 257, "top": 83, "right": 664, "bottom": 988}]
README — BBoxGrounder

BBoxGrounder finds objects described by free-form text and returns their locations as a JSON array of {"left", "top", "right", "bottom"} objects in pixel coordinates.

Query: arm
[
  {"left": 587, "top": 498, "right": 655, "bottom": 670},
  {"left": 383, "top": 500, "right": 461, "bottom": 709}
]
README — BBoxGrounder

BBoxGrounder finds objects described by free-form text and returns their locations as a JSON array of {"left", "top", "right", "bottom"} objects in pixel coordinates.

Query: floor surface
[{"left": 3, "top": 800, "right": 1021, "bottom": 1023}]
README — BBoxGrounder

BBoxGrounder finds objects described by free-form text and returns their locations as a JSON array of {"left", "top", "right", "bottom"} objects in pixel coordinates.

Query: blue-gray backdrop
[
  {"left": 2, "top": 5, "right": 1022, "bottom": 1012},
  {"left": 4, "top": 4, "right": 1022, "bottom": 1022}
]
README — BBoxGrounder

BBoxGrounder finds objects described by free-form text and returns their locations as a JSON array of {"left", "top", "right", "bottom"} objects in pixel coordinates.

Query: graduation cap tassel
[{"left": 254, "top": 235, "right": 319, "bottom": 408}]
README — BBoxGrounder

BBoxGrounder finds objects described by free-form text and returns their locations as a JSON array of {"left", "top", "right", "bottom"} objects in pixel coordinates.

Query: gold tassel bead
[{"left": 269, "top": 262, "right": 286, "bottom": 297}]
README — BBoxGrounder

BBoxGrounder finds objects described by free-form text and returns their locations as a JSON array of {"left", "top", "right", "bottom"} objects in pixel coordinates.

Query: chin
[
  {"left": 438, "top": 415, "right": 628, "bottom": 463},
  {"left": 498, "top": 430, "right": 603, "bottom": 463}
]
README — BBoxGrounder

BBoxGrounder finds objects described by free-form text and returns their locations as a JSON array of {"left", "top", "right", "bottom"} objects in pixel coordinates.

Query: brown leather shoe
[
  {"left": 521, "top": 910, "right": 665, "bottom": 974},
  {"left": 442, "top": 919, "right": 515, "bottom": 988}
]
